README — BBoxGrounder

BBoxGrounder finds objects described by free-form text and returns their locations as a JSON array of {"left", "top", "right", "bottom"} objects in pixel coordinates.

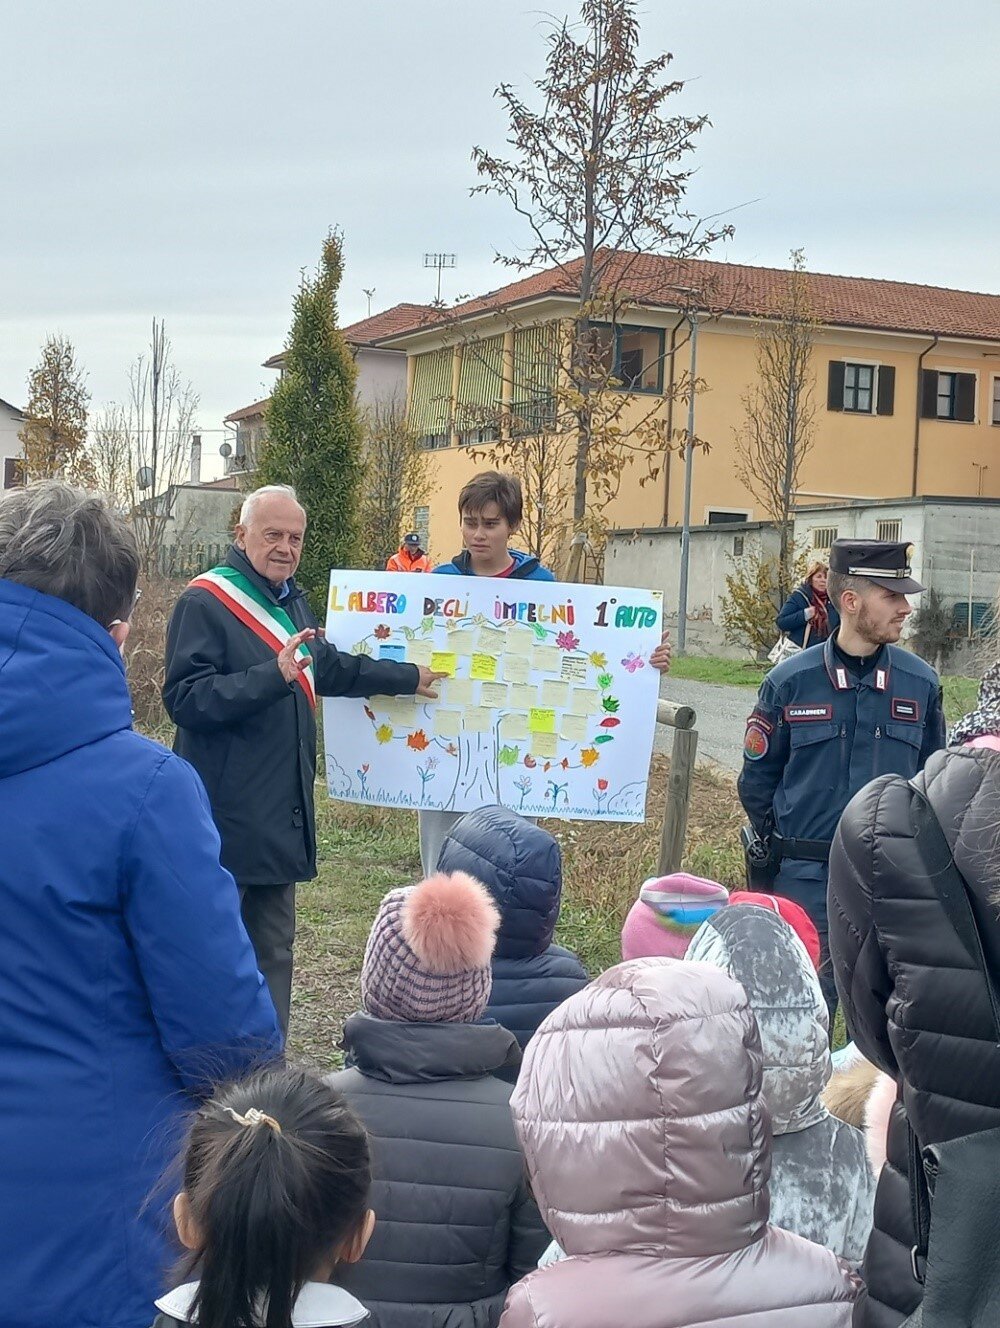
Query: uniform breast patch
[
  {"left": 891, "top": 698, "right": 920, "bottom": 722},
  {"left": 784, "top": 703, "right": 834, "bottom": 722},
  {"left": 744, "top": 723, "right": 770, "bottom": 760}
]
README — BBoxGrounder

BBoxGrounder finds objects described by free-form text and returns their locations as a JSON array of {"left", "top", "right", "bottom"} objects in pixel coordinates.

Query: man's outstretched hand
[
  {"left": 415, "top": 667, "right": 449, "bottom": 700},
  {"left": 277, "top": 629, "right": 317, "bottom": 684}
]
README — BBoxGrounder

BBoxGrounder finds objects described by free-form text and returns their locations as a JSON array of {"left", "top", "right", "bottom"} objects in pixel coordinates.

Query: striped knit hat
[
  {"left": 361, "top": 871, "right": 501, "bottom": 1023},
  {"left": 621, "top": 873, "right": 730, "bottom": 961}
]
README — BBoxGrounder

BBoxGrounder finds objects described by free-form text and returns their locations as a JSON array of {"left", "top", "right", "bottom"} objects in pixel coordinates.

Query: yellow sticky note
[
  {"left": 463, "top": 708, "right": 493, "bottom": 733},
  {"left": 529, "top": 707, "right": 557, "bottom": 735},
  {"left": 434, "top": 709, "right": 463, "bottom": 738},
  {"left": 430, "top": 651, "right": 458, "bottom": 676},
  {"left": 541, "top": 679, "right": 570, "bottom": 708},
  {"left": 533, "top": 645, "right": 560, "bottom": 673},
  {"left": 501, "top": 654, "right": 531, "bottom": 684},
  {"left": 560, "top": 654, "right": 589, "bottom": 683},
  {"left": 443, "top": 678, "right": 473, "bottom": 706},
  {"left": 572, "top": 687, "right": 603, "bottom": 714},
  {"left": 470, "top": 653, "right": 498, "bottom": 682},
  {"left": 510, "top": 683, "right": 537, "bottom": 710},
  {"left": 479, "top": 681, "right": 509, "bottom": 709},
  {"left": 560, "top": 713, "right": 589, "bottom": 742},
  {"left": 531, "top": 733, "right": 559, "bottom": 759},
  {"left": 506, "top": 628, "right": 535, "bottom": 656},
  {"left": 408, "top": 640, "right": 433, "bottom": 667},
  {"left": 500, "top": 713, "right": 529, "bottom": 740}
]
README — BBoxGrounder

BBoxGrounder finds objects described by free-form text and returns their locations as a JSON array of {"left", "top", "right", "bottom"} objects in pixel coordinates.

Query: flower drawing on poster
[{"left": 323, "top": 573, "right": 662, "bottom": 823}]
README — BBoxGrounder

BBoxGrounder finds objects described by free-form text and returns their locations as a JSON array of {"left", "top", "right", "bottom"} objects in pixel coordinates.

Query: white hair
[{"left": 239, "top": 484, "right": 303, "bottom": 526}]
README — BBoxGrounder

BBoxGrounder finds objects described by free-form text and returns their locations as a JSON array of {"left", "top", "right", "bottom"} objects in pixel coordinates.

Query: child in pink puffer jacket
[{"left": 501, "top": 958, "right": 859, "bottom": 1328}]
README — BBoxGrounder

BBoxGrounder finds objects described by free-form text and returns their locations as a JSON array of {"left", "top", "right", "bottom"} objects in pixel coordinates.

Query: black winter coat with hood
[
  {"left": 436, "top": 806, "right": 589, "bottom": 1051},
  {"left": 327, "top": 1014, "right": 549, "bottom": 1328},
  {"left": 829, "top": 746, "right": 1000, "bottom": 1327}
]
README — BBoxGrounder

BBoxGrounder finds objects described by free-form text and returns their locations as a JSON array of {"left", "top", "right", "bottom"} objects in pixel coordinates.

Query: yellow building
[{"left": 375, "top": 253, "right": 1000, "bottom": 567}]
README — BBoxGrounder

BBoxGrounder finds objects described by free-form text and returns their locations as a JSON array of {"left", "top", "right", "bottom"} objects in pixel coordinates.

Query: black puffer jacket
[
  {"left": 436, "top": 807, "right": 589, "bottom": 1051},
  {"left": 829, "top": 746, "right": 1000, "bottom": 1327},
  {"left": 327, "top": 1013, "right": 549, "bottom": 1328}
]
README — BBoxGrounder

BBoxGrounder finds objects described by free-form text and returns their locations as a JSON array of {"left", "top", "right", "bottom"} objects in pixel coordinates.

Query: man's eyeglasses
[{"left": 109, "top": 588, "right": 142, "bottom": 629}]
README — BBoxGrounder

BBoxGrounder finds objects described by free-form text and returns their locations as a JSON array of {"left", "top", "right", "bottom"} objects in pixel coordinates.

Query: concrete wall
[
  {"left": 606, "top": 522, "right": 782, "bottom": 655},
  {"left": 162, "top": 485, "right": 240, "bottom": 548}
]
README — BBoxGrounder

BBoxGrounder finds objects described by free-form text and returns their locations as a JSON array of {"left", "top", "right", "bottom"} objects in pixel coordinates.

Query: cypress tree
[{"left": 258, "top": 230, "right": 361, "bottom": 610}]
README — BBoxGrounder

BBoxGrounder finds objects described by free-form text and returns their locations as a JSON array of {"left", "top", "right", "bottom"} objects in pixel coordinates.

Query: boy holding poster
[{"left": 417, "top": 471, "right": 671, "bottom": 874}]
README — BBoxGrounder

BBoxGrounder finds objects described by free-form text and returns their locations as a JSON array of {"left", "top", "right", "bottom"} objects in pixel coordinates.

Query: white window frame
[
  {"left": 932, "top": 367, "right": 979, "bottom": 424},
  {"left": 842, "top": 358, "right": 881, "bottom": 416}
]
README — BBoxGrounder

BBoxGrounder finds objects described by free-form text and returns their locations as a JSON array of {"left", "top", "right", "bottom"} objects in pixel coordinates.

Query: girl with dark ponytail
[{"left": 152, "top": 1068, "right": 375, "bottom": 1328}]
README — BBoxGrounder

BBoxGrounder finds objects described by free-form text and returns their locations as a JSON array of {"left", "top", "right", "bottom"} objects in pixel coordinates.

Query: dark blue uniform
[{"left": 738, "top": 633, "right": 945, "bottom": 1009}]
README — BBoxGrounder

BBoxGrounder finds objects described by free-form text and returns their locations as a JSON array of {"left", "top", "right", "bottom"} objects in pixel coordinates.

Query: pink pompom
[{"left": 400, "top": 871, "right": 500, "bottom": 974}]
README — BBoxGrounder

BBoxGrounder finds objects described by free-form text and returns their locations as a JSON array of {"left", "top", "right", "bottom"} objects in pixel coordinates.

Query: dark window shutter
[
  {"left": 827, "top": 361, "right": 845, "bottom": 411},
  {"left": 920, "top": 369, "right": 939, "bottom": 419},
  {"left": 876, "top": 365, "right": 895, "bottom": 416},
  {"left": 956, "top": 373, "right": 977, "bottom": 422}
]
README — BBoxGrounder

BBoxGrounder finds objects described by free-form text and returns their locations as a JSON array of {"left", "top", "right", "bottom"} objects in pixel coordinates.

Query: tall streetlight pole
[{"left": 676, "top": 298, "right": 699, "bottom": 653}]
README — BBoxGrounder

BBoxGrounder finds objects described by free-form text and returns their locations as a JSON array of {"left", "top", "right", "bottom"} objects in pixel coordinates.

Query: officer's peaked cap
[{"left": 829, "top": 538, "right": 924, "bottom": 595}]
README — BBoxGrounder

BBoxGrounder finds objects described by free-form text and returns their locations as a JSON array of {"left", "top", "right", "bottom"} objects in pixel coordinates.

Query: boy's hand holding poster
[{"left": 324, "top": 571, "right": 663, "bottom": 822}]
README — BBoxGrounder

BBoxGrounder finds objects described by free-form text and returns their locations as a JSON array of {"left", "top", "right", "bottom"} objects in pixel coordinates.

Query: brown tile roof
[
  {"left": 192, "top": 476, "right": 240, "bottom": 490},
  {"left": 224, "top": 397, "right": 270, "bottom": 423},
  {"left": 262, "top": 302, "right": 441, "bottom": 370},
  {"left": 375, "top": 252, "right": 1000, "bottom": 344}
]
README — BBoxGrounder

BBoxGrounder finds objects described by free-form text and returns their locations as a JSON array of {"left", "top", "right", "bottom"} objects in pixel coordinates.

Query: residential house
[
  {"left": 372, "top": 252, "right": 1000, "bottom": 565},
  {"left": 0, "top": 397, "right": 26, "bottom": 489},
  {"left": 223, "top": 302, "right": 437, "bottom": 475}
]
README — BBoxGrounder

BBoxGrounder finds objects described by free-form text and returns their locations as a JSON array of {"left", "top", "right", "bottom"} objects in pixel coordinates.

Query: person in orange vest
[{"left": 386, "top": 532, "right": 431, "bottom": 573}]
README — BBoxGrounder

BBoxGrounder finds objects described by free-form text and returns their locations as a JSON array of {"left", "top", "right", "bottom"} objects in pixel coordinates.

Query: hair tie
[{"left": 224, "top": 1106, "right": 283, "bottom": 1135}]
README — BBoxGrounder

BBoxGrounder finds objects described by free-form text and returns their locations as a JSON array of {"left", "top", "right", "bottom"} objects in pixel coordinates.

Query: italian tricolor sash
[{"left": 189, "top": 566, "right": 316, "bottom": 709}]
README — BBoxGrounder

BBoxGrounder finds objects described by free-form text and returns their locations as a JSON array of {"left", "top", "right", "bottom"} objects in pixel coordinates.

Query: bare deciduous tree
[
  {"left": 355, "top": 393, "right": 432, "bottom": 569},
  {"left": 89, "top": 319, "right": 199, "bottom": 573},
  {"left": 733, "top": 249, "right": 817, "bottom": 600},
  {"left": 471, "top": 0, "right": 731, "bottom": 578}
]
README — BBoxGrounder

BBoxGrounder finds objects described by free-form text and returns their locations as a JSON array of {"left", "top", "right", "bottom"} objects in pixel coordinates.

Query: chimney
[{"left": 189, "top": 434, "right": 202, "bottom": 484}]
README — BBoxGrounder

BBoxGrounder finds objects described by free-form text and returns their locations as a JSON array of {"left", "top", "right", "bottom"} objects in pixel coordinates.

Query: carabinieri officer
[{"left": 738, "top": 539, "right": 945, "bottom": 1017}]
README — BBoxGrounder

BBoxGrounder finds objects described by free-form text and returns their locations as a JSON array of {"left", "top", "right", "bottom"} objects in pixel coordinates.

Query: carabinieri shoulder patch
[{"left": 744, "top": 723, "right": 770, "bottom": 761}]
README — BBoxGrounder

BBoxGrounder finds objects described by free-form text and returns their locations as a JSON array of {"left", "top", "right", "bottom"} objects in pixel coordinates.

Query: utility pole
[{"left": 676, "top": 294, "right": 700, "bottom": 653}]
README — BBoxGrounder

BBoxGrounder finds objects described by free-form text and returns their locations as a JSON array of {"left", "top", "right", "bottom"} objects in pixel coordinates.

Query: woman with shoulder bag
[
  {"left": 827, "top": 661, "right": 1000, "bottom": 1326},
  {"left": 776, "top": 562, "right": 839, "bottom": 649}
]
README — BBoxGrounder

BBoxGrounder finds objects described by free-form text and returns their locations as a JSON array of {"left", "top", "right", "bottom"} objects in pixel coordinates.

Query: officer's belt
[{"left": 773, "top": 833, "right": 832, "bottom": 863}]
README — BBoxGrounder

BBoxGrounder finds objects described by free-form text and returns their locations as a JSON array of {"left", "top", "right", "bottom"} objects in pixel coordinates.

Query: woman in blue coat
[
  {"left": 437, "top": 805, "right": 589, "bottom": 1051},
  {"left": 776, "top": 561, "right": 839, "bottom": 648},
  {"left": 0, "top": 483, "right": 282, "bottom": 1328}
]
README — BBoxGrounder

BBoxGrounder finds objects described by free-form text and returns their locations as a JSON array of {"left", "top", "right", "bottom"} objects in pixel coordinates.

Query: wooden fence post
[{"left": 656, "top": 698, "right": 699, "bottom": 876}]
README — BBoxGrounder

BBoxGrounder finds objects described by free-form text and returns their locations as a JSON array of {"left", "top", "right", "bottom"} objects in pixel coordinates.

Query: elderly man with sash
[{"left": 164, "top": 483, "right": 443, "bottom": 1030}]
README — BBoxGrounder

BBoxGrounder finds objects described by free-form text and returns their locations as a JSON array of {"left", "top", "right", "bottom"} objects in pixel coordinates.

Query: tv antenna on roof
[
  {"left": 363, "top": 287, "right": 376, "bottom": 317},
  {"left": 423, "top": 253, "right": 456, "bottom": 304}
]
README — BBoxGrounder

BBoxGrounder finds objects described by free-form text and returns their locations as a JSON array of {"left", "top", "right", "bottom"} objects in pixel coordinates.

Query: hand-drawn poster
[{"left": 323, "top": 572, "right": 663, "bottom": 821}]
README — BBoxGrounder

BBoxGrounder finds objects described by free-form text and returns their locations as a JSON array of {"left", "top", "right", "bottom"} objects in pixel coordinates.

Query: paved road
[{"left": 653, "top": 676, "right": 756, "bottom": 775}]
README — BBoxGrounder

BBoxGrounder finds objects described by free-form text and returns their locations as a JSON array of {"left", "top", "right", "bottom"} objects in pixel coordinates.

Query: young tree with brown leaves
[
  {"left": 733, "top": 249, "right": 817, "bottom": 601},
  {"left": 20, "top": 335, "right": 92, "bottom": 483},
  {"left": 471, "top": 0, "right": 730, "bottom": 579}
]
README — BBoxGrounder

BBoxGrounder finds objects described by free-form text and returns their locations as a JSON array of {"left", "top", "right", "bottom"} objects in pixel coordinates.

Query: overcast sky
[{"left": 3, "top": 0, "right": 998, "bottom": 470}]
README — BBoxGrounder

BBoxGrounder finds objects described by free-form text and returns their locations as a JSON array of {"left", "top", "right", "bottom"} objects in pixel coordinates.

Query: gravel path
[{"left": 653, "top": 676, "right": 757, "bottom": 775}]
